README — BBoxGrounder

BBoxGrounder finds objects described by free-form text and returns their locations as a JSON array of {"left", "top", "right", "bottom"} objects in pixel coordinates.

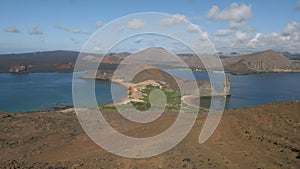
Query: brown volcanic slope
[
  {"left": 90, "top": 64, "right": 178, "bottom": 83},
  {"left": 136, "top": 48, "right": 299, "bottom": 74},
  {"left": 0, "top": 101, "right": 299, "bottom": 168},
  {"left": 126, "top": 47, "right": 177, "bottom": 63},
  {"left": 183, "top": 54, "right": 205, "bottom": 69},
  {"left": 246, "top": 50, "right": 291, "bottom": 70},
  {"left": 222, "top": 50, "right": 300, "bottom": 74},
  {"left": 96, "top": 64, "right": 209, "bottom": 92},
  {"left": 223, "top": 59, "right": 257, "bottom": 75},
  {"left": 131, "top": 68, "right": 179, "bottom": 89},
  {"left": 131, "top": 68, "right": 211, "bottom": 95},
  {"left": 125, "top": 48, "right": 220, "bottom": 71},
  {"left": 124, "top": 47, "right": 194, "bottom": 69},
  {"left": 101, "top": 54, "right": 122, "bottom": 64}
]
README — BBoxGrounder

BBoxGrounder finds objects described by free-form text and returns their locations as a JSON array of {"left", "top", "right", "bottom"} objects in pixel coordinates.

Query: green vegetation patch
[
  {"left": 131, "top": 85, "right": 181, "bottom": 111},
  {"left": 99, "top": 84, "right": 207, "bottom": 114}
]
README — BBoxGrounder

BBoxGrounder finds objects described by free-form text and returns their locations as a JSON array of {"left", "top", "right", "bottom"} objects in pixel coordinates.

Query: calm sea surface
[
  {"left": 0, "top": 71, "right": 299, "bottom": 113},
  {"left": 0, "top": 72, "right": 127, "bottom": 113},
  {"left": 167, "top": 70, "right": 300, "bottom": 109}
]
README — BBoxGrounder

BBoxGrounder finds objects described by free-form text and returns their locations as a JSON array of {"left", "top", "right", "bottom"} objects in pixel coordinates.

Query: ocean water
[
  {"left": 0, "top": 71, "right": 299, "bottom": 113},
  {"left": 166, "top": 70, "right": 300, "bottom": 109},
  {"left": 0, "top": 72, "right": 127, "bottom": 113}
]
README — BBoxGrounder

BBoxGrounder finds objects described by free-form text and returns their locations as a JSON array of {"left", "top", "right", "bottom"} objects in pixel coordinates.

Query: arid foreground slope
[{"left": 0, "top": 101, "right": 299, "bottom": 169}]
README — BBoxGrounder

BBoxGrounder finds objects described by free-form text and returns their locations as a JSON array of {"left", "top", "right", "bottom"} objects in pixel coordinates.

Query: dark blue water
[
  {"left": 226, "top": 72, "right": 300, "bottom": 109},
  {"left": 0, "top": 71, "right": 299, "bottom": 113},
  {"left": 0, "top": 72, "right": 127, "bottom": 113},
  {"left": 166, "top": 70, "right": 300, "bottom": 109}
]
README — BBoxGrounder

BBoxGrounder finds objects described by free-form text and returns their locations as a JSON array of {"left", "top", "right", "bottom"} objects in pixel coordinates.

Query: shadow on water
[{"left": 188, "top": 96, "right": 231, "bottom": 110}]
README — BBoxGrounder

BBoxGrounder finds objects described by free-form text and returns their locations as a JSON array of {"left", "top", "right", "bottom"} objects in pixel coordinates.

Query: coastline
[
  {"left": 2, "top": 69, "right": 300, "bottom": 75},
  {"left": 2, "top": 71, "right": 300, "bottom": 113},
  {"left": 103, "top": 78, "right": 130, "bottom": 106},
  {"left": 182, "top": 95, "right": 201, "bottom": 108}
]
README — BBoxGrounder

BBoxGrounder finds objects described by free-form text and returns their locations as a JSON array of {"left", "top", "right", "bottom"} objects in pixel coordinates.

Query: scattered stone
[{"left": 182, "top": 158, "right": 191, "bottom": 163}]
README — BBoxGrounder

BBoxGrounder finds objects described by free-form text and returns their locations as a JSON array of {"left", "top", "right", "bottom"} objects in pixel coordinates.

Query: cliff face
[
  {"left": 54, "top": 62, "right": 74, "bottom": 70},
  {"left": 9, "top": 65, "right": 32, "bottom": 73},
  {"left": 223, "top": 76, "right": 231, "bottom": 96}
]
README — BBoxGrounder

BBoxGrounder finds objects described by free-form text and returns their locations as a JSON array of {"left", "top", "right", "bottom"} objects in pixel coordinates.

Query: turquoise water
[
  {"left": 0, "top": 72, "right": 127, "bottom": 113},
  {"left": 0, "top": 71, "right": 299, "bottom": 113}
]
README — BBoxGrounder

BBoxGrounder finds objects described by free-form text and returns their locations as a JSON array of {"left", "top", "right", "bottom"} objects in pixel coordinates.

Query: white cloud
[
  {"left": 229, "top": 21, "right": 245, "bottom": 29},
  {"left": 206, "top": 5, "right": 219, "bottom": 18},
  {"left": 90, "top": 41, "right": 102, "bottom": 52},
  {"left": 55, "top": 23, "right": 70, "bottom": 31},
  {"left": 28, "top": 26, "right": 43, "bottom": 35},
  {"left": 203, "top": 32, "right": 209, "bottom": 38},
  {"left": 4, "top": 26, "right": 21, "bottom": 33},
  {"left": 281, "top": 21, "right": 299, "bottom": 36},
  {"left": 94, "top": 46, "right": 102, "bottom": 52},
  {"left": 248, "top": 33, "right": 287, "bottom": 50},
  {"left": 235, "top": 31, "right": 251, "bottom": 41},
  {"left": 72, "top": 28, "right": 90, "bottom": 34},
  {"left": 96, "top": 21, "right": 105, "bottom": 28},
  {"left": 243, "top": 27, "right": 257, "bottom": 33},
  {"left": 249, "top": 33, "right": 261, "bottom": 44},
  {"left": 134, "top": 37, "right": 143, "bottom": 43},
  {"left": 160, "top": 14, "right": 188, "bottom": 26},
  {"left": 208, "top": 3, "right": 252, "bottom": 29},
  {"left": 214, "top": 28, "right": 300, "bottom": 53},
  {"left": 55, "top": 23, "right": 89, "bottom": 34},
  {"left": 214, "top": 29, "right": 234, "bottom": 36},
  {"left": 216, "top": 3, "right": 252, "bottom": 22},
  {"left": 187, "top": 24, "right": 201, "bottom": 33},
  {"left": 126, "top": 18, "right": 146, "bottom": 30}
]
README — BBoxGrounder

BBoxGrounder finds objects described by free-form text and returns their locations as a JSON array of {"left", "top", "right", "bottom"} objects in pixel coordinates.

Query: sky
[{"left": 0, "top": 0, "right": 300, "bottom": 54}]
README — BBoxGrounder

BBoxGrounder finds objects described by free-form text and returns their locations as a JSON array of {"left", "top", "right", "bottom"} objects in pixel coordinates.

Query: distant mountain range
[
  {"left": 0, "top": 50, "right": 79, "bottom": 73},
  {"left": 280, "top": 51, "right": 300, "bottom": 60},
  {"left": 0, "top": 48, "right": 299, "bottom": 74}
]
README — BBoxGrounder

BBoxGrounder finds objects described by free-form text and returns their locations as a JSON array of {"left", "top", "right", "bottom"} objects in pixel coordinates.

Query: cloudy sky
[{"left": 1, "top": 0, "right": 300, "bottom": 54}]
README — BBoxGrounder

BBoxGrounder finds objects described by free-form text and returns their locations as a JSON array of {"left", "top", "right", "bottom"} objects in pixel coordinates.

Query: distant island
[
  {"left": 79, "top": 48, "right": 232, "bottom": 109},
  {"left": 82, "top": 66, "right": 231, "bottom": 110},
  {"left": 0, "top": 48, "right": 300, "bottom": 75}
]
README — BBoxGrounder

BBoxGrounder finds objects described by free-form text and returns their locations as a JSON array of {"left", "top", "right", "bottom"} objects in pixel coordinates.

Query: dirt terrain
[{"left": 0, "top": 101, "right": 300, "bottom": 169}]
